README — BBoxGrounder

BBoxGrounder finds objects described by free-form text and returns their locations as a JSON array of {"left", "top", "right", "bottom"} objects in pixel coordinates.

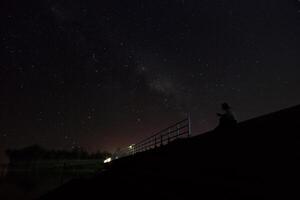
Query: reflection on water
[{"left": 0, "top": 160, "right": 103, "bottom": 200}]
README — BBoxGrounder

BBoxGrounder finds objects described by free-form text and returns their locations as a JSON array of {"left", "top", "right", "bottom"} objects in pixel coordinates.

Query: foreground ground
[{"left": 38, "top": 105, "right": 300, "bottom": 199}]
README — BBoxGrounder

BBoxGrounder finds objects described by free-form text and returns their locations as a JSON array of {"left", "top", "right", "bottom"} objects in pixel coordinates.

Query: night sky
[{"left": 1, "top": 0, "right": 300, "bottom": 162}]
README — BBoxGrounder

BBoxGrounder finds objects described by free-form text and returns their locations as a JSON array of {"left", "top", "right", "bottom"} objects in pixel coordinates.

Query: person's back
[
  {"left": 224, "top": 109, "right": 236, "bottom": 123},
  {"left": 216, "top": 103, "right": 237, "bottom": 129}
]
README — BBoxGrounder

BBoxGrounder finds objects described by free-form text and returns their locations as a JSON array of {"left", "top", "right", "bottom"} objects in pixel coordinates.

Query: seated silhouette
[{"left": 216, "top": 102, "right": 237, "bottom": 130}]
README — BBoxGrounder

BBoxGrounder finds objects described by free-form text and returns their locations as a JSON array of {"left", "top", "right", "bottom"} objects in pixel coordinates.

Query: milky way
[{"left": 1, "top": 0, "right": 300, "bottom": 162}]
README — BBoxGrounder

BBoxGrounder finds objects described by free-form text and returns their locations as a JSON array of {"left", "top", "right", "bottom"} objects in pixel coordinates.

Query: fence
[{"left": 114, "top": 116, "right": 191, "bottom": 159}]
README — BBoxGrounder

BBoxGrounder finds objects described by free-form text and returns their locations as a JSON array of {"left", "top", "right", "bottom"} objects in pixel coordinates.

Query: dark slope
[{"left": 39, "top": 105, "right": 300, "bottom": 199}]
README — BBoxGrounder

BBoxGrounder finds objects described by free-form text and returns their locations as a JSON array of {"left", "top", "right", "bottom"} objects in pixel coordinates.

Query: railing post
[
  {"left": 188, "top": 113, "right": 192, "bottom": 137},
  {"left": 168, "top": 129, "right": 170, "bottom": 144},
  {"left": 133, "top": 145, "right": 135, "bottom": 155},
  {"left": 160, "top": 135, "right": 163, "bottom": 146},
  {"left": 154, "top": 136, "right": 157, "bottom": 148},
  {"left": 177, "top": 124, "right": 180, "bottom": 137}
]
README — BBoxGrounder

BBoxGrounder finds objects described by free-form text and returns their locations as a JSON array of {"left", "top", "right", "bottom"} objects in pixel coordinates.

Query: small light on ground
[{"left": 104, "top": 157, "right": 112, "bottom": 163}]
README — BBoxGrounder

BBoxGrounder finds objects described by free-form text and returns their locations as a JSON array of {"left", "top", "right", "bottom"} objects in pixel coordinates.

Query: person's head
[{"left": 221, "top": 102, "right": 231, "bottom": 110}]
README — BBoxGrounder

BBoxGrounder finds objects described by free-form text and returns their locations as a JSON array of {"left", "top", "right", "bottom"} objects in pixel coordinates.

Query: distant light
[
  {"left": 104, "top": 157, "right": 112, "bottom": 163},
  {"left": 129, "top": 144, "right": 135, "bottom": 149}
]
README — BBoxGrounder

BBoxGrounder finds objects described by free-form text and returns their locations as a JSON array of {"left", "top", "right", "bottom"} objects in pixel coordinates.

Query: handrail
[{"left": 114, "top": 116, "right": 191, "bottom": 159}]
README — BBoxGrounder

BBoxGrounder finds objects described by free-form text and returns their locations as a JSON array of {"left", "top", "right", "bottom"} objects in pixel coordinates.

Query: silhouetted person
[{"left": 216, "top": 102, "right": 237, "bottom": 130}]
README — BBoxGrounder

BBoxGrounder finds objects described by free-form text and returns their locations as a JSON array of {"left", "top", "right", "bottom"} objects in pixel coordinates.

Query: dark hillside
[{"left": 40, "top": 105, "right": 300, "bottom": 199}]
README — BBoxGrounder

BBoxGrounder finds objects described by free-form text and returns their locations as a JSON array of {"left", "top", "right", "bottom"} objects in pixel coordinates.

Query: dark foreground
[{"left": 39, "top": 105, "right": 300, "bottom": 200}]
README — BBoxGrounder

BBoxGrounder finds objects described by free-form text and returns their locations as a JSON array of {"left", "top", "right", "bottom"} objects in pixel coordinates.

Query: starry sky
[{"left": 1, "top": 0, "right": 300, "bottom": 162}]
